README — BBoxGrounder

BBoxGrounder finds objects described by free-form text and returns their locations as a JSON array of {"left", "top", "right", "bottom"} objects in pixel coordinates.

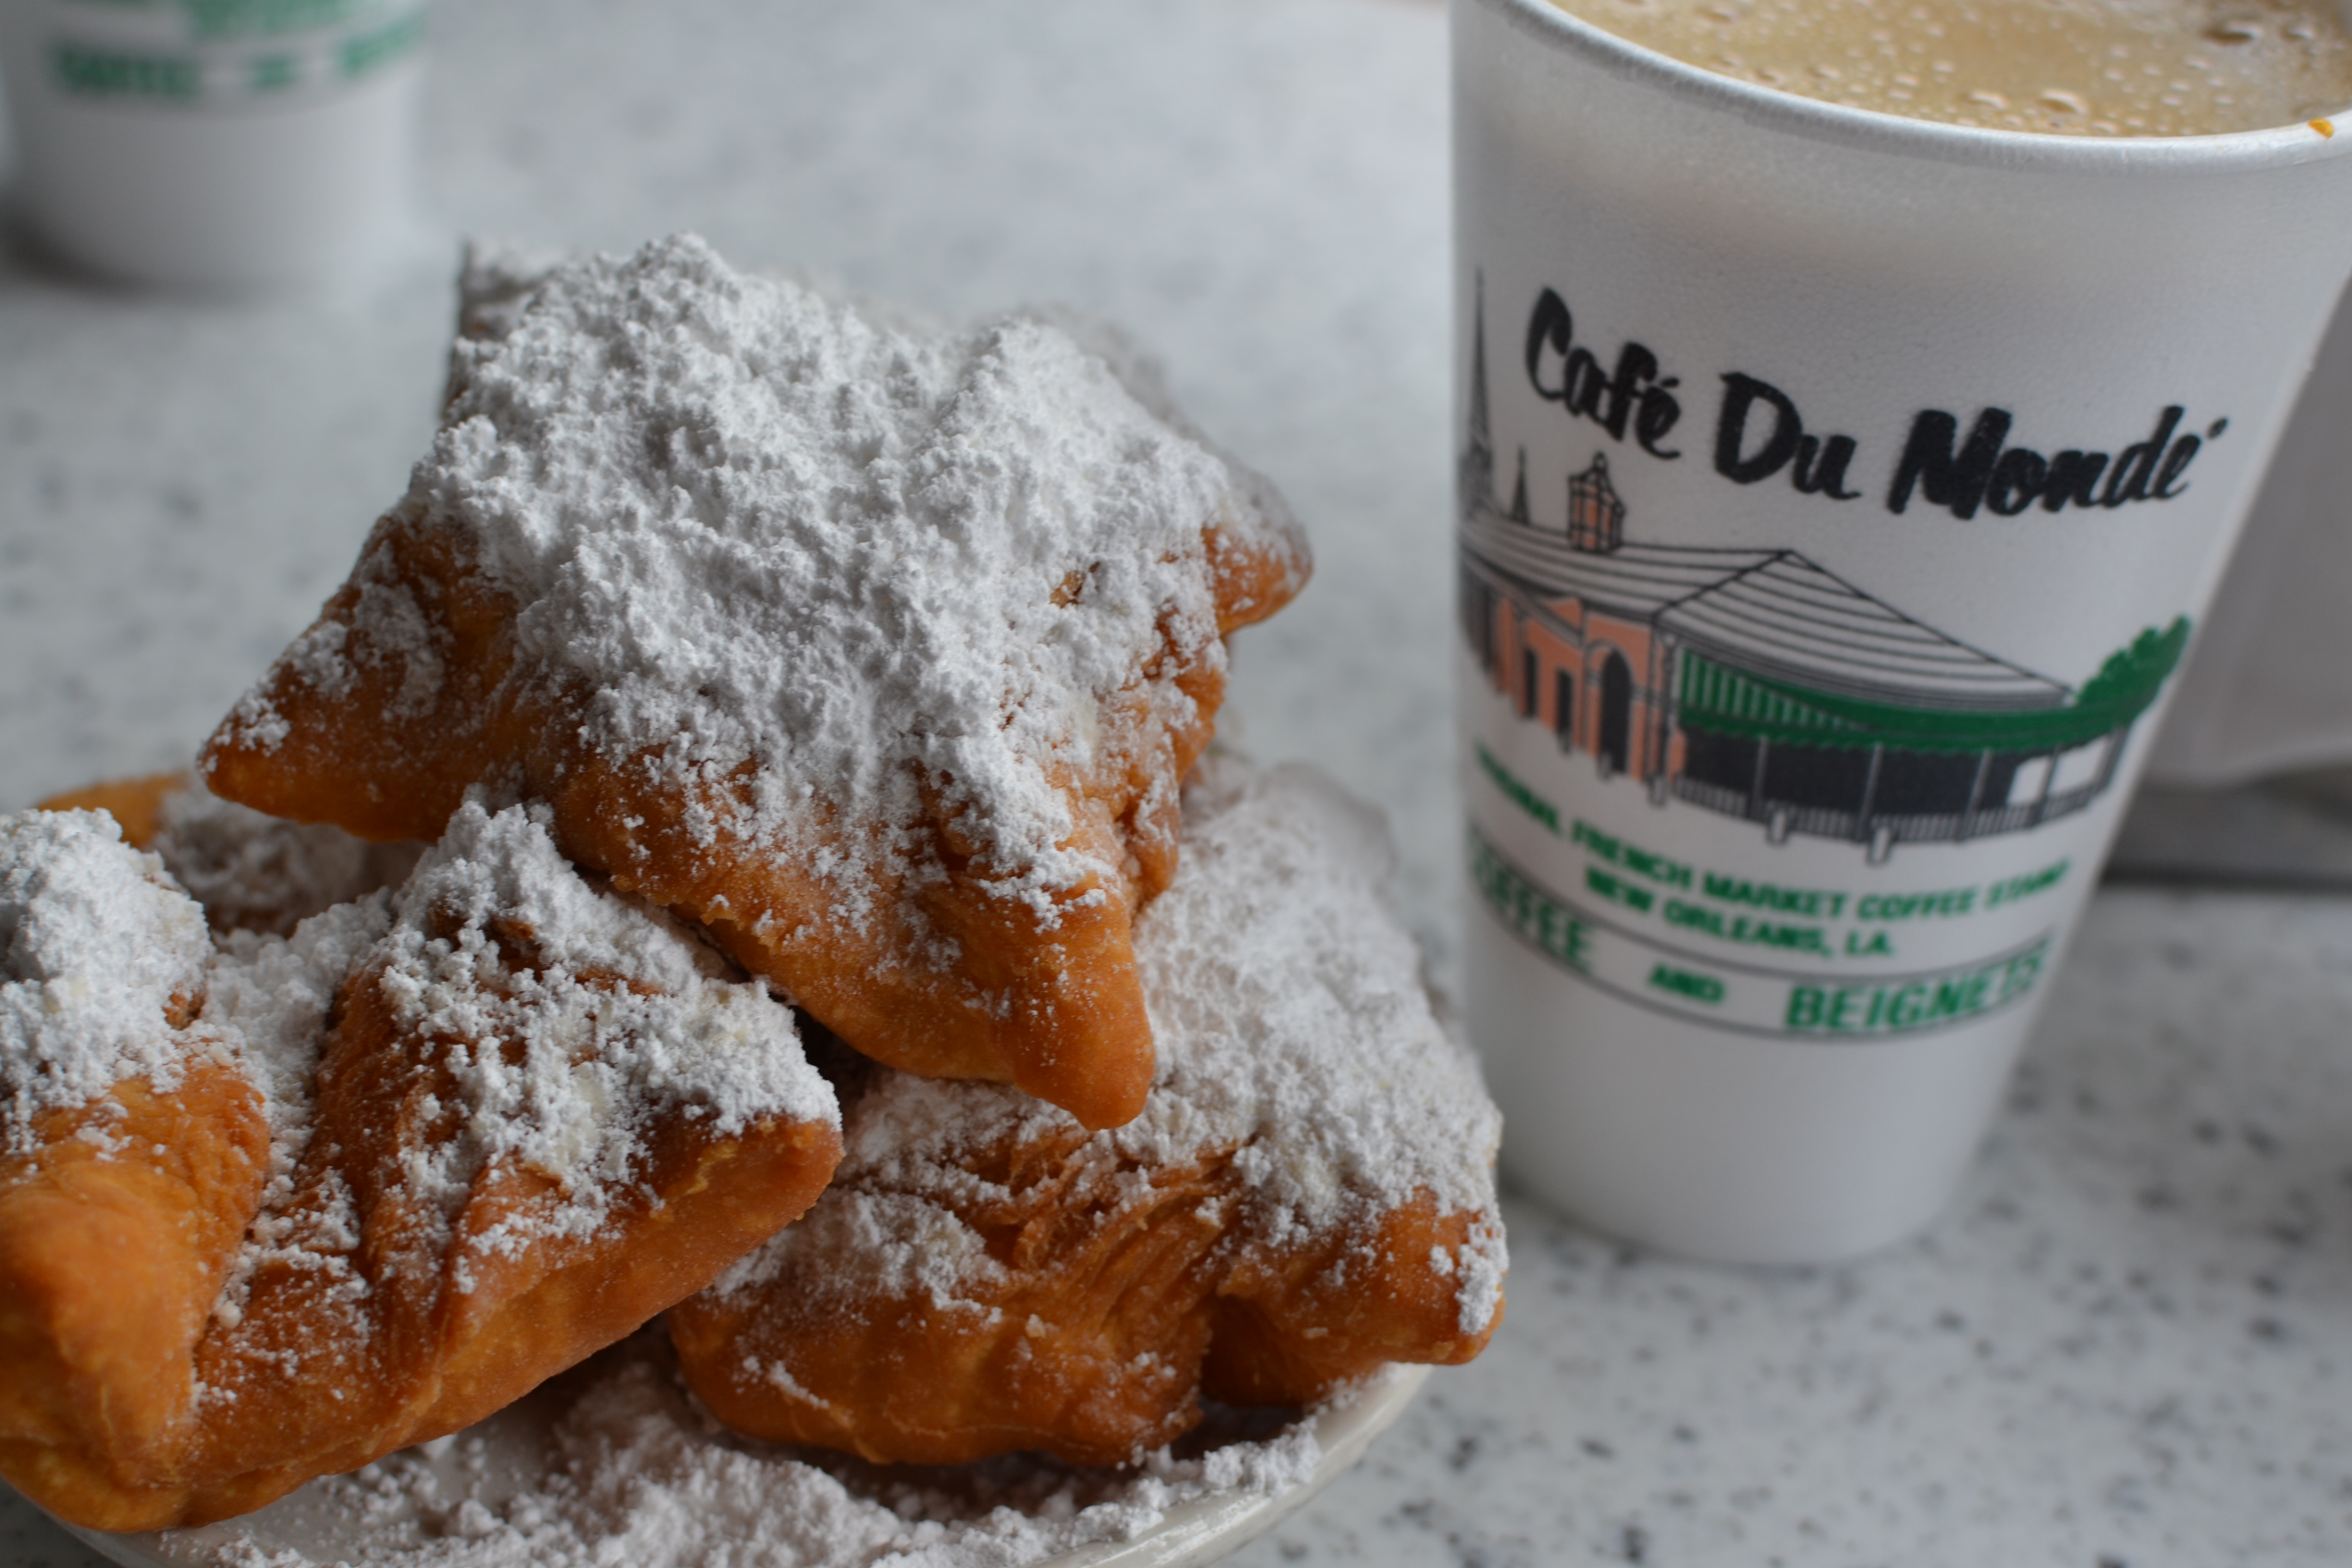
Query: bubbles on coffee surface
[{"left": 1552, "top": 0, "right": 2352, "bottom": 136}]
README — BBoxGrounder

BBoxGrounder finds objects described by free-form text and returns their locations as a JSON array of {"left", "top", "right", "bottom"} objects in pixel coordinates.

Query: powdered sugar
[
  {"left": 384, "top": 797, "right": 834, "bottom": 1145},
  {"left": 151, "top": 779, "right": 424, "bottom": 937},
  {"left": 5, "top": 792, "right": 834, "bottom": 1322},
  {"left": 177, "top": 1332, "right": 1341, "bottom": 1568},
  {"left": 0, "top": 810, "right": 215, "bottom": 1148},
  {"left": 348, "top": 800, "right": 834, "bottom": 1286},
  {"left": 720, "top": 756, "right": 1506, "bottom": 1336},
  {"left": 1448, "top": 1212, "right": 1509, "bottom": 1337},
  {"left": 199, "top": 895, "right": 395, "bottom": 1332},
  {"left": 1136, "top": 757, "right": 1502, "bottom": 1251},
  {"left": 230, "top": 233, "right": 1304, "bottom": 925},
  {"left": 452, "top": 239, "right": 571, "bottom": 352}
]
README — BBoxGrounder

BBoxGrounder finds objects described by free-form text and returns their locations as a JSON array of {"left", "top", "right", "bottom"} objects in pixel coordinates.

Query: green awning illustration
[{"left": 1676, "top": 619, "right": 2189, "bottom": 755}]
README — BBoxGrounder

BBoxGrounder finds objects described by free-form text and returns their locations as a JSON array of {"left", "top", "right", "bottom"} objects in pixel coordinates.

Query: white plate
[
  {"left": 56, "top": 1354, "right": 1428, "bottom": 1568},
  {"left": 1021, "top": 1363, "right": 1425, "bottom": 1568}
]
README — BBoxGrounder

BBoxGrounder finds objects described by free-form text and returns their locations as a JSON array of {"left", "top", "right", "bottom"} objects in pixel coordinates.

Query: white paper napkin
[{"left": 2147, "top": 281, "right": 2352, "bottom": 789}]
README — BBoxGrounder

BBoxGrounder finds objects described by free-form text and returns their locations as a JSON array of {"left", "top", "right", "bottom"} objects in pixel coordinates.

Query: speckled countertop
[{"left": 2, "top": 3, "right": 2347, "bottom": 1564}]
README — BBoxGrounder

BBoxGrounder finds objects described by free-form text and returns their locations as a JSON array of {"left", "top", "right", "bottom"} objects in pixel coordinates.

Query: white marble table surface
[{"left": 2, "top": 3, "right": 2348, "bottom": 1564}]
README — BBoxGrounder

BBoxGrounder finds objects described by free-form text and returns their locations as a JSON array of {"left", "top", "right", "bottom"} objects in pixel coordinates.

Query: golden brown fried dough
[
  {"left": 201, "top": 236, "right": 1307, "bottom": 1131},
  {"left": 34, "top": 772, "right": 185, "bottom": 849},
  {"left": 0, "top": 1058, "right": 269, "bottom": 1526},
  {"left": 670, "top": 759, "right": 1506, "bottom": 1465}
]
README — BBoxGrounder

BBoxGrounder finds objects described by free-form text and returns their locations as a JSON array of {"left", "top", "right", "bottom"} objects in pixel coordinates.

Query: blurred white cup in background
[{"left": 0, "top": 0, "right": 427, "bottom": 291}]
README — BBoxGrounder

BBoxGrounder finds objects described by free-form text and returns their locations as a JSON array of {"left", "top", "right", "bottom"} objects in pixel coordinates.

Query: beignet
[
  {"left": 202, "top": 236, "right": 1309, "bottom": 1130},
  {"left": 0, "top": 798, "right": 840, "bottom": 1529}
]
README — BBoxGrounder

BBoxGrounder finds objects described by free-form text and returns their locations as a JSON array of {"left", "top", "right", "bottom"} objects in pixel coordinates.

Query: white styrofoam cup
[{"left": 1454, "top": 0, "right": 2352, "bottom": 1263}]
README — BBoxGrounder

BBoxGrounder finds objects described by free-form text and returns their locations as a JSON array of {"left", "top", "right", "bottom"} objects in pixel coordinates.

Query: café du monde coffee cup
[
  {"left": 1455, "top": 0, "right": 2352, "bottom": 1264},
  {"left": 0, "top": 0, "right": 427, "bottom": 290}
]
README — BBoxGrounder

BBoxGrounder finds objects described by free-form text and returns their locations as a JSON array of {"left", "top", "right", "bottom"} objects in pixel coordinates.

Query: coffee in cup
[{"left": 1550, "top": 0, "right": 2352, "bottom": 135}]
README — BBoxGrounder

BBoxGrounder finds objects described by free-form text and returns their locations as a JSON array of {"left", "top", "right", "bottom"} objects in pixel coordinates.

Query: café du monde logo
[{"left": 1456, "top": 292, "right": 2187, "bottom": 865}]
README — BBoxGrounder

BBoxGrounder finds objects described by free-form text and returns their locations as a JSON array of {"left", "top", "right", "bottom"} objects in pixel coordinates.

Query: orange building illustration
[{"left": 1457, "top": 294, "right": 2186, "bottom": 862}]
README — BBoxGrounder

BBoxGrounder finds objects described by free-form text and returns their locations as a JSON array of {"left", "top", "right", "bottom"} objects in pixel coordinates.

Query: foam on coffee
[{"left": 1552, "top": 0, "right": 2352, "bottom": 135}]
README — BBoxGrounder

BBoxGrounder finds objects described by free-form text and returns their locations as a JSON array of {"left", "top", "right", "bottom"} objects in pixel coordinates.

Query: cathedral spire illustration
[{"left": 1459, "top": 272, "right": 1496, "bottom": 516}]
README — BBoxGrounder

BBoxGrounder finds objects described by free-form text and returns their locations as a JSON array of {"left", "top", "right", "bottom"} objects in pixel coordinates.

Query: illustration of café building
[{"left": 1457, "top": 321, "right": 2183, "bottom": 862}]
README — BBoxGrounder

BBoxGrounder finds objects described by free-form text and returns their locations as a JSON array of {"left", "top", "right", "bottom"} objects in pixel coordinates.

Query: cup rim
[{"left": 1475, "top": 0, "right": 2352, "bottom": 175}]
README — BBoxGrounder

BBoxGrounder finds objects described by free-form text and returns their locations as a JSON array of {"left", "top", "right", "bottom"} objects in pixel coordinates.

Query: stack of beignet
[{"left": 0, "top": 236, "right": 1503, "bottom": 1534}]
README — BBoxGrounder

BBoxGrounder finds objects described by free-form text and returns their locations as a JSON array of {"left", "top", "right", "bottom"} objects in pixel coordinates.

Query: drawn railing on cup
[{"left": 1670, "top": 762, "right": 2117, "bottom": 860}]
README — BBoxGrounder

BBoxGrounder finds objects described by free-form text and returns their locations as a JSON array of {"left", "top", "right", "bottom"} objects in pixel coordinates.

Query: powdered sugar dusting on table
[{"left": 721, "top": 757, "right": 1507, "bottom": 1337}]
